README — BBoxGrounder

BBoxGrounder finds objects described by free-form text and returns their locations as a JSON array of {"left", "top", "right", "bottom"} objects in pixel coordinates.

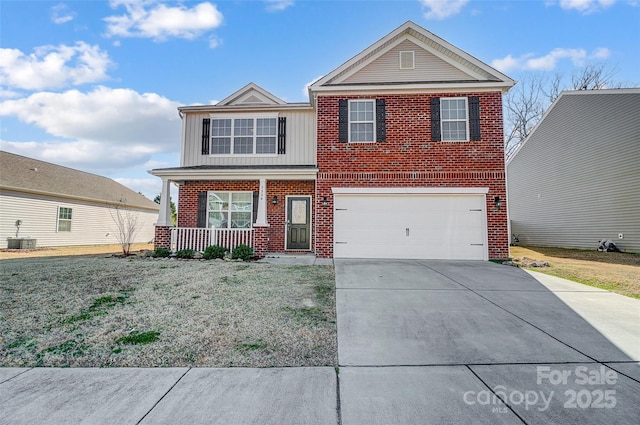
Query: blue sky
[{"left": 1, "top": 0, "right": 639, "bottom": 201}]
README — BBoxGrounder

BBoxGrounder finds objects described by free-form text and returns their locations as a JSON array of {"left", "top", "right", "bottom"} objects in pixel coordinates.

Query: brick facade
[
  {"left": 315, "top": 92, "right": 509, "bottom": 259},
  {"left": 154, "top": 225, "right": 172, "bottom": 250}
]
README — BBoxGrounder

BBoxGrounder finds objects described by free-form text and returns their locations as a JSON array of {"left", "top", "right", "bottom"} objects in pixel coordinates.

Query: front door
[{"left": 286, "top": 196, "right": 311, "bottom": 250}]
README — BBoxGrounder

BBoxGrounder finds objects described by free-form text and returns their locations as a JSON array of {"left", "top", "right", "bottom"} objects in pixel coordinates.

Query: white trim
[
  {"left": 331, "top": 187, "right": 489, "bottom": 195},
  {"left": 208, "top": 114, "right": 279, "bottom": 156},
  {"left": 149, "top": 168, "right": 318, "bottom": 181},
  {"left": 285, "top": 195, "right": 312, "bottom": 251},
  {"left": 57, "top": 205, "right": 72, "bottom": 232},
  {"left": 206, "top": 191, "right": 254, "bottom": 230},
  {"left": 217, "top": 83, "right": 286, "bottom": 106}
]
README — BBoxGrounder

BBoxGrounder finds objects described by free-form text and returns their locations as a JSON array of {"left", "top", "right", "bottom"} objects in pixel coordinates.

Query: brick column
[
  {"left": 253, "top": 226, "right": 269, "bottom": 258},
  {"left": 154, "top": 226, "right": 171, "bottom": 250}
]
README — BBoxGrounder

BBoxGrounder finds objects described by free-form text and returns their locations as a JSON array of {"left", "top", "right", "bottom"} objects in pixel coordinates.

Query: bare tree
[{"left": 109, "top": 201, "right": 140, "bottom": 256}]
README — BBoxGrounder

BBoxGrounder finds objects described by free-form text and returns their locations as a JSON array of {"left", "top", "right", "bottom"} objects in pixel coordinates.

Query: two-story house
[{"left": 150, "top": 21, "right": 515, "bottom": 260}]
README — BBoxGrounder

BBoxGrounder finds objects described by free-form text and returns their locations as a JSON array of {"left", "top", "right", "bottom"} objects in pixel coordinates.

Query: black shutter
[
  {"left": 277, "top": 117, "right": 286, "bottom": 154},
  {"left": 469, "top": 96, "right": 481, "bottom": 141},
  {"left": 375, "top": 98, "right": 386, "bottom": 142},
  {"left": 252, "top": 192, "right": 259, "bottom": 225},
  {"left": 338, "top": 99, "right": 348, "bottom": 142},
  {"left": 197, "top": 192, "right": 207, "bottom": 228},
  {"left": 430, "top": 97, "right": 441, "bottom": 142},
  {"left": 201, "top": 118, "right": 210, "bottom": 155}
]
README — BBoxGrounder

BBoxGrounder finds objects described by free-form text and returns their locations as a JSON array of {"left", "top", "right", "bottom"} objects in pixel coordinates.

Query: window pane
[
  {"left": 234, "top": 119, "right": 253, "bottom": 136},
  {"left": 208, "top": 211, "right": 228, "bottom": 228},
  {"left": 256, "top": 137, "right": 276, "bottom": 154},
  {"left": 211, "top": 137, "right": 231, "bottom": 154},
  {"left": 256, "top": 118, "right": 276, "bottom": 136},
  {"left": 230, "top": 212, "right": 252, "bottom": 228},
  {"left": 208, "top": 192, "right": 229, "bottom": 211},
  {"left": 211, "top": 119, "right": 231, "bottom": 136},
  {"left": 58, "top": 207, "right": 72, "bottom": 220},
  {"left": 351, "top": 122, "right": 374, "bottom": 142},
  {"left": 231, "top": 192, "right": 252, "bottom": 212},
  {"left": 442, "top": 122, "right": 467, "bottom": 141},
  {"left": 58, "top": 220, "right": 71, "bottom": 232},
  {"left": 233, "top": 137, "right": 253, "bottom": 154}
]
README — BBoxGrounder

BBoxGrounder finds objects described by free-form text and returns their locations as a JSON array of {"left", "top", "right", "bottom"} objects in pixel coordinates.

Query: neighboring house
[
  {"left": 150, "top": 21, "right": 515, "bottom": 260},
  {"left": 0, "top": 151, "right": 159, "bottom": 248},
  {"left": 507, "top": 88, "right": 640, "bottom": 252}
]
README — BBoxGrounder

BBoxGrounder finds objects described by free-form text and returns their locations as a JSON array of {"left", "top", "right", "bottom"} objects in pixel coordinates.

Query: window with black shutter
[
  {"left": 339, "top": 98, "right": 387, "bottom": 143},
  {"left": 197, "top": 192, "right": 207, "bottom": 228},
  {"left": 430, "top": 97, "right": 441, "bottom": 142},
  {"left": 469, "top": 96, "right": 481, "bottom": 141},
  {"left": 201, "top": 118, "right": 210, "bottom": 155}
]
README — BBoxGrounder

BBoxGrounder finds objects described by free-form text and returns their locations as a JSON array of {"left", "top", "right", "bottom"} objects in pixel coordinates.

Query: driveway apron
[{"left": 335, "top": 259, "right": 640, "bottom": 425}]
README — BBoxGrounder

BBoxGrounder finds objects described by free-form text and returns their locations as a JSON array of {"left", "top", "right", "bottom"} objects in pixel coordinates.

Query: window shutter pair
[
  {"left": 338, "top": 99, "right": 387, "bottom": 142},
  {"left": 197, "top": 191, "right": 260, "bottom": 228},
  {"left": 201, "top": 117, "right": 287, "bottom": 155},
  {"left": 430, "top": 96, "right": 481, "bottom": 141}
]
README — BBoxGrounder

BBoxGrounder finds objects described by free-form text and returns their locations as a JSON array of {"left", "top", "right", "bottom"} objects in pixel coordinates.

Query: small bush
[
  {"left": 231, "top": 244, "right": 254, "bottom": 261},
  {"left": 153, "top": 247, "right": 171, "bottom": 258},
  {"left": 203, "top": 245, "right": 227, "bottom": 260},
  {"left": 176, "top": 249, "right": 195, "bottom": 259}
]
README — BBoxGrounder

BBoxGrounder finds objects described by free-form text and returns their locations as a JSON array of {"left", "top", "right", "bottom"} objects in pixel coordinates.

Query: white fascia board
[
  {"left": 178, "top": 103, "right": 313, "bottom": 113},
  {"left": 332, "top": 187, "right": 489, "bottom": 195},
  {"left": 148, "top": 168, "right": 318, "bottom": 181},
  {"left": 313, "top": 81, "right": 515, "bottom": 95}
]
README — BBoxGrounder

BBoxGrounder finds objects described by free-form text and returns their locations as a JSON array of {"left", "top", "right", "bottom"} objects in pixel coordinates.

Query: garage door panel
[{"left": 334, "top": 193, "right": 487, "bottom": 260}]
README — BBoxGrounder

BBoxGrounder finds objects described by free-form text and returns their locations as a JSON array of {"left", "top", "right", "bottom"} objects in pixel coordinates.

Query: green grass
[
  {"left": 284, "top": 306, "right": 329, "bottom": 324},
  {"left": 235, "top": 339, "right": 268, "bottom": 352},
  {"left": 115, "top": 331, "right": 160, "bottom": 345},
  {"left": 60, "top": 292, "right": 130, "bottom": 325}
]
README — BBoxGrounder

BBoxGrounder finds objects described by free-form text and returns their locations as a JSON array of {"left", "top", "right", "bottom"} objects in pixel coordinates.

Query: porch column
[
  {"left": 255, "top": 178, "right": 269, "bottom": 226},
  {"left": 156, "top": 177, "right": 172, "bottom": 226}
]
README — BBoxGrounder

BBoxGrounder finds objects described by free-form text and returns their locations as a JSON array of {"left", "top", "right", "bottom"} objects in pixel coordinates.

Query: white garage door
[{"left": 333, "top": 191, "right": 488, "bottom": 260}]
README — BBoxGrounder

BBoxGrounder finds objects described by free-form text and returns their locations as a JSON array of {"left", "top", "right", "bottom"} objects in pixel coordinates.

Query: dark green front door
[{"left": 286, "top": 196, "right": 311, "bottom": 250}]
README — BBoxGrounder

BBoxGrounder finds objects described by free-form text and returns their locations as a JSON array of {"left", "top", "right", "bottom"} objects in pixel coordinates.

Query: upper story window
[
  {"left": 440, "top": 98, "right": 468, "bottom": 141},
  {"left": 209, "top": 116, "right": 277, "bottom": 155},
  {"left": 349, "top": 100, "right": 375, "bottom": 143},
  {"left": 57, "top": 207, "right": 72, "bottom": 232}
]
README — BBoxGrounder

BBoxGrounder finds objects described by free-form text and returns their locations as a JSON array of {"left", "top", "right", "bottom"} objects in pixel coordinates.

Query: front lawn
[
  {"left": 510, "top": 246, "right": 640, "bottom": 299},
  {"left": 0, "top": 256, "right": 337, "bottom": 367}
]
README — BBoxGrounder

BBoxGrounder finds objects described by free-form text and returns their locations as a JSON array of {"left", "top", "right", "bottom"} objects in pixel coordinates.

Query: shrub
[
  {"left": 203, "top": 245, "right": 227, "bottom": 260},
  {"left": 176, "top": 249, "right": 195, "bottom": 259},
  {"left": 231, "top": 244, "right": 254, "bottom": 261},
  {"left": 152, "top": 247, "right": 171, "bottom": 258}
]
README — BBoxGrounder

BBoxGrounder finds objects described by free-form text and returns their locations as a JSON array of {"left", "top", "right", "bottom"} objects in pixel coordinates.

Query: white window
[
  {"left": 210, "top": 116, "right": 277, "bottom": 155},
  {"left": 207, "top": 192, "right": 253, "bottom": 229},
  {"left": 349, "top": 100, "right": 375, "bottom": 143},
  {"left": 57, "top": 207, "right": 72, "bottom": 232},
  {"left": 441, "top": 98, "right": 469, "bottom": 141}
]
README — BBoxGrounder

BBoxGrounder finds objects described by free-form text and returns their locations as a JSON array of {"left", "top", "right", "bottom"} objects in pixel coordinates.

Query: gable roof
[
  {"left": 217, "top": 82, "right": 286, "bottom": 106},
  {"left": 0, "top": 151, "right": 159, "bottom": 211},
  {"left": 309, "top": 21, "right": 515, "bottom": 97},
  {"left": 506, "top": 88, "right": 640, "bottom": 165}
]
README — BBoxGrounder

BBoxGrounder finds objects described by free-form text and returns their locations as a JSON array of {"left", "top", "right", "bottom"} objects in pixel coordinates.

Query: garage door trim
[{"left": 332, "top": 187, "right": 489, "bottom": 195}]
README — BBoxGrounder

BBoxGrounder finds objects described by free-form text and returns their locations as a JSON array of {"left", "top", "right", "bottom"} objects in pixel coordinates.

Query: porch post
[
  {"left": 255, "top": 178, "right": 268, "bottom": 226},
  {"left": 156, "top": 178, "right": 172, "bottom": 226}
]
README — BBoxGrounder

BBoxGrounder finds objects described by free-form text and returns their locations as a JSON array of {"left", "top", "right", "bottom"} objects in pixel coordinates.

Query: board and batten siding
[
  {"left": 181, "top": 110, "right": 316, "bottom": 167},
  {"left": 0, "top": 190, "right": 158, "bottom": 248},
  {"left": 507, "top": 90, "right": 640, "bottom": 252},
  {"left": 342, "top": 39, "right": 472, "bottom": 85}
]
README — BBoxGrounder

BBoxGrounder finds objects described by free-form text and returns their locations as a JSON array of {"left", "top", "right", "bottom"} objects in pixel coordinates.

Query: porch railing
[{"left": 170, "top": 227, "right": 253, "bottom": 253}]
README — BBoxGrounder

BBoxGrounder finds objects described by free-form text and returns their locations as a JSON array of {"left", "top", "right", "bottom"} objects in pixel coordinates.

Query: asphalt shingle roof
[{"left": 0, "top": 151, "right": 158, "bottom": 211}]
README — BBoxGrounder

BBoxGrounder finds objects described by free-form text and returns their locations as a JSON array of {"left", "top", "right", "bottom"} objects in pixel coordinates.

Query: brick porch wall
[
  {"left": 177, "top": 180, "right": 315, "bottom": 254},
  {"left": 154, "top": 225, "right": 171, "bottom": 250},
  {"left": 315, "top": 92, "right": 509, "bottom": 259}
]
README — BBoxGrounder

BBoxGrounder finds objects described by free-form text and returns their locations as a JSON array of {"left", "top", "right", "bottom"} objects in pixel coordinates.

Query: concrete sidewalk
[{"left": 1, "top": 260, "right": 638, "bottom": 424}]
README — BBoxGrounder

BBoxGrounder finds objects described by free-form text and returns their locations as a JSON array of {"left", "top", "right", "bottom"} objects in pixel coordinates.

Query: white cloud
[
  {"left": 0, "top": 42, "right": 112, "bottom": 91},
  {"left": 491, "top": 47, "right": 611, "bottom": 72},
  {"left": 0, "top": 86, "right": 182, "bottom": 170},
  {"left": 51, "top": 3, "right": 75, "bottom": 24},
  {"left": 420, "top": 0, "right": 468, "bottom": 19},
  {"left": 114, "top": 177, "right": 163, "bottom": 199},
  {"left": 265, "top": 0, "right": 294, "bottom": 12},
  {"left": 559, "top": 0, "right": 616, "bottom": 13},
  {"left": 105, "top": 0, "right": 223, "bottom": 42}
]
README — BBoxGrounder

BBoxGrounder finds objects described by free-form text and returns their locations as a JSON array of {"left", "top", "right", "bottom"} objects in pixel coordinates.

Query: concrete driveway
[{"left": 335, "top": 259, "right": 640, "bottom": 424}]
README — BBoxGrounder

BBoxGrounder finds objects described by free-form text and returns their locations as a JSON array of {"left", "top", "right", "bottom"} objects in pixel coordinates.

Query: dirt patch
[
  {"left": 0, "top": 256, "right": 337, "bottom": 367},
  {"left": 510, "top": 246, "right": 640, "bottom": 299},
  {"left": 0, "top": 244, "right": 154, "bottom": 260}
]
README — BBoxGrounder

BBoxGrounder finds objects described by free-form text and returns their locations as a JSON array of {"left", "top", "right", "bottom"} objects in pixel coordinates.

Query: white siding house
[
  {"left": 0, "top": 151, "right": 159, "bottom": 249},
  {"left": 507, "top": 89, "right": 640, "bottom": 252}
]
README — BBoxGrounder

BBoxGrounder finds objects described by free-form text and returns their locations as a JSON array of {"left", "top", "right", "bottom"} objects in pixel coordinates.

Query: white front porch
[{"left": 170, "top": 227, "right": 253, "bottom": 253}]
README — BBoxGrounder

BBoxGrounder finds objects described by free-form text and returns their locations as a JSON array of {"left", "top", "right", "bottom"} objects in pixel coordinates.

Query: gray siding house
[
  {"left": 507, "top": 88, "right": 640, "bottom": 252},
  {"left": 0, "top": 151, "right": 159, "bottom": 248}
]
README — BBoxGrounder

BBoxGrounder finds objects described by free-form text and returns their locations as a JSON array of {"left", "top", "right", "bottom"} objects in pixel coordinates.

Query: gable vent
[{"left": 399, "top": 51, "right": 415, "bottom": 70}]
